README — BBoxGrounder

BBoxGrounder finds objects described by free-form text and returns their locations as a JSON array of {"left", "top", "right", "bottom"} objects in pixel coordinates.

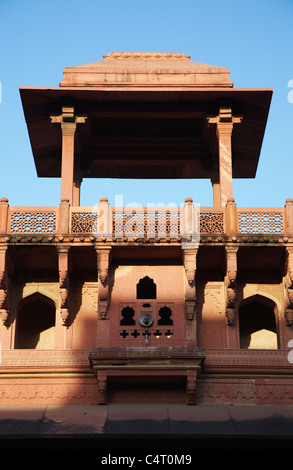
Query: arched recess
[
  {"left": 15, "top": 292, "right": 56, "bottom": 349},
  {"left": 238, "top": 294, "right": 278, "bottom": 349},
  {"left": 120, "top": 306, "right": 136, "bottom": 325},
  {"left": 136, "top": 276, "right": 157, "bottom": 299},
  {"left": 158, "top": 306, "right": 173, "bottom": 325}
]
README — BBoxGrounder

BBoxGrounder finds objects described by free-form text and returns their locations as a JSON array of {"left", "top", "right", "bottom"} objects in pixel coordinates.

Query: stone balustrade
[{"left": 0, "top": 196, "right": 292, "bottom": 240}]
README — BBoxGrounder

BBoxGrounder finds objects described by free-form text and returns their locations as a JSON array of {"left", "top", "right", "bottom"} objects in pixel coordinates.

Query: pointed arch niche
[
  {"left": 136, "top": 276, "right": 157, "bottom": 300},
  {"left": 15, "top": 293, "right": 56, "bottom": 349},
  {"left": 238, "top": 294, "right": 278, "bottom": 350}
]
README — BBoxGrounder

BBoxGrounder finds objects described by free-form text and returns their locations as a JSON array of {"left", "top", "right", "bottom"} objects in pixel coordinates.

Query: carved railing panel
[
  {"left": 238, "top": 209, "right": 284, "bottom": 234},
  {"left": 112, "top": 208, "right": 181, "bottom": 238},
  {"left": 199, "top": 210, "right": 224, "bottom": 234},
  {"left": 9, "top": 208, "right": 57, "bottom": 234},
  {"left": 71, "top": 208, "right": 99, "bottom": 234}
]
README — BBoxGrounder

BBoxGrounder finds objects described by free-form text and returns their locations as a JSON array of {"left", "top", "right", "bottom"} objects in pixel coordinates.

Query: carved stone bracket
[
  {"left": 97, "top": 248, "right": 111, "bottom": 283},
  {"left": 185, "top": 300, "right": 196, "bottom": 321},
  {"left": 186, "top": 370, "right": 198, "bottom": 405},
  {"left": 0, "top": 246, "right": 9, "bottom": 326},
  {"left": 89, "top": 347, "right": 205, "bottom": 405},
  {"left": 184, "top": 248, "right": 197, "bottom": 284},
  {"left": 58, "top": 246, "right": 70, "bottom": 325},
  {"left": 183, "top": 249, "right": 197, "bottom": 321},
  {"left": 225, "top": 247, "right": 238, "bottom": 325},
  {"left": 96, "top": 247, "right": 111, "bottom": 319},
  {"left": 285, "top": 247, "right": 293, "bottom": 326}
]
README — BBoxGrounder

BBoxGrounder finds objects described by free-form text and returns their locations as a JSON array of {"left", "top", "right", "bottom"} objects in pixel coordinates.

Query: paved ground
[{"left": 0, "top": 404, "right": 293, "bottom": 453}]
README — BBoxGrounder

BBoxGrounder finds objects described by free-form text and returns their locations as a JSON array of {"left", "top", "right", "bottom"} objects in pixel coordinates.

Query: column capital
[
  {"left": 50, "top": 106, "right": 87, "bottom": 133},
  {"left": 57, "top": 244, "right": 71, "bottom": 255},
  {"left": 207, "top": 106, "right": 242, "bottom": 132}
]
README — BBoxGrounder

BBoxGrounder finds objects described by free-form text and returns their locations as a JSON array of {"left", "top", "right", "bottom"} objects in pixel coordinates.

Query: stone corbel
[
  {"left": 0, "top": 246, "right": 9, "bottom": 326},
  {"left": 98, "top": 284, "right": 109, "bottom": 320},
  {"left": 183, "top": 249, "right": 197, "bottom": 321},
  {"left": 97, "top": 372, "right": 107, "bottom": 404},
  {"left": 225, "top": 247, "right": 238, "bottom": 325},
  {"left": 186, "top": 370, "right": 197, "bottom": 405},
  {"left": 58, "top": 246, "right": 70, "bottom": 325},
  {"left": 185, "top": 300, "right": 196, "bottom": 321},
  {"left": 96, "top": 247, "right": 111, "bottom": 319},
  {"left": 285, "top": 247, "right": 293, "bottom": 326},
  {"left": 97, "top": 248, "right": 111, "bottom": 283},
  {"left": 184, "top": 249, "right": 197, "bottom": 284}
]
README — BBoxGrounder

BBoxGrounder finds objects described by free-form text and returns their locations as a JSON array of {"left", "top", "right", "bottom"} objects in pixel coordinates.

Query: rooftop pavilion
[{"left": 19, "top": 52, "right": 272, "bottom": 207}]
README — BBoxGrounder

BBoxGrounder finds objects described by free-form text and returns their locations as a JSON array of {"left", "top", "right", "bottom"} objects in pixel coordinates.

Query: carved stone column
[
  {"left": 0, "top": 198, "right": 9, "bottom": 234},
  {"left": 73, "top": 175, "right": 82, "bottom": 207},
  {"left": 208, "top": 107, "right": 242, "bottom": 207},
  {"left": 285, "top": 247, "right": 293, "bottom": 326},
  {"left": 183, "top": 249, "right": 197, "bottom": 348},
  {"left": 225, "top": 246, "right": 238, "bottom": 325},
  {"left": 58, "top": 198, "right": 70, "bottom": 234},
  {"left": 51, "top": 107, "right": 86, "bottom": 205},
  {"left": 58, "top": 246, "right": 70, "bottom": 325},
  {"left": 96, "top": 247, "right": 111, "bottom": 319},
  {"left": 0, "top": 246, "right": 9, "bottom": 325},
  {"left": 225, "top": 197, "right": 238, "bottom": 234},
  {"left": 285, "top": 199, "right": 293, "bottom": 234}
]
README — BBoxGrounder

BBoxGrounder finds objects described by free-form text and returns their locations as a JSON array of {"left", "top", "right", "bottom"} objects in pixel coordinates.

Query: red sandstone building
[{"left": 1, "top": 52, "right": 293, "bottom": 405}]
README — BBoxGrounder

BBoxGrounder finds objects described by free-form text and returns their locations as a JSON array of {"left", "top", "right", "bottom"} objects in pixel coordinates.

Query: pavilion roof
[{"left": 19, "top": 53, "right": 272, "bottom": 181}]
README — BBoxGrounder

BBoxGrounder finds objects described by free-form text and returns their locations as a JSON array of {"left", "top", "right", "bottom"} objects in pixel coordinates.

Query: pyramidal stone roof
[{"left": 60, "top": 52, "right": 233, "bottom": 88}]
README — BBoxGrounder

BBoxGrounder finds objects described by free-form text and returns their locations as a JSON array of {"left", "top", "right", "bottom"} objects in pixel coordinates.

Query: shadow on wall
[
  {"left": 239, "top": 295, "right": 278, "bottom": 349},
  {"left": 15, "top": 293, "right": 56, "bottom": 349}
]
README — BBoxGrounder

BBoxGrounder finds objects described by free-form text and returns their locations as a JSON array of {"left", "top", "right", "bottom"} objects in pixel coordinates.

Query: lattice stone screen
[
  {"left": 71, "top": 210, "right": 99, "bottom": 234},
  {"left": 113, "top": 209, "right": 181, "bottom": 238},
  {"left": 9, "top": 209, "right": 57, "bottom": 234},
  {"left": 199, "top": 211, "right": 224, "bottom": 234},
  {"left": 70, "top": 207, "right": 226, "bottom": 237},
  {"left": 238, "top": 210, "right": 284, "bottom": 234}
]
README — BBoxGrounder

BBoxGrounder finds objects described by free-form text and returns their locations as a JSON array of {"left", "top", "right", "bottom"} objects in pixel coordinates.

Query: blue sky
[{"left": 0, "top": 0, "right": 292, "bottom": 209}]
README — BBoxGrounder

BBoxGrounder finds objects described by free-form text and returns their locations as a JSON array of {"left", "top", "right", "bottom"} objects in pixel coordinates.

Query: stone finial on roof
[{"left": 102, "top": 52, "right": 191, "bottom": 61}]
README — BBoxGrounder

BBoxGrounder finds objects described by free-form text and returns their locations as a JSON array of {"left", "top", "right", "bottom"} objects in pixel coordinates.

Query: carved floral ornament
[{"left": 103, "top": 52, "right": 191, "bottom": 61}]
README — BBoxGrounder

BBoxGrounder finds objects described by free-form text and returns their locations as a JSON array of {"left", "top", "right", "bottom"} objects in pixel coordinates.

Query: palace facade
[{"left": 1, "top": 52, "right": 293, "bottom": 405}]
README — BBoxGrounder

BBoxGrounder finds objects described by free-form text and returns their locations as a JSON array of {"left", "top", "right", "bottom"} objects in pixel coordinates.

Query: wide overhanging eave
[{"left": 19, "top": 86, "right": 273, "bottom": 180}]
